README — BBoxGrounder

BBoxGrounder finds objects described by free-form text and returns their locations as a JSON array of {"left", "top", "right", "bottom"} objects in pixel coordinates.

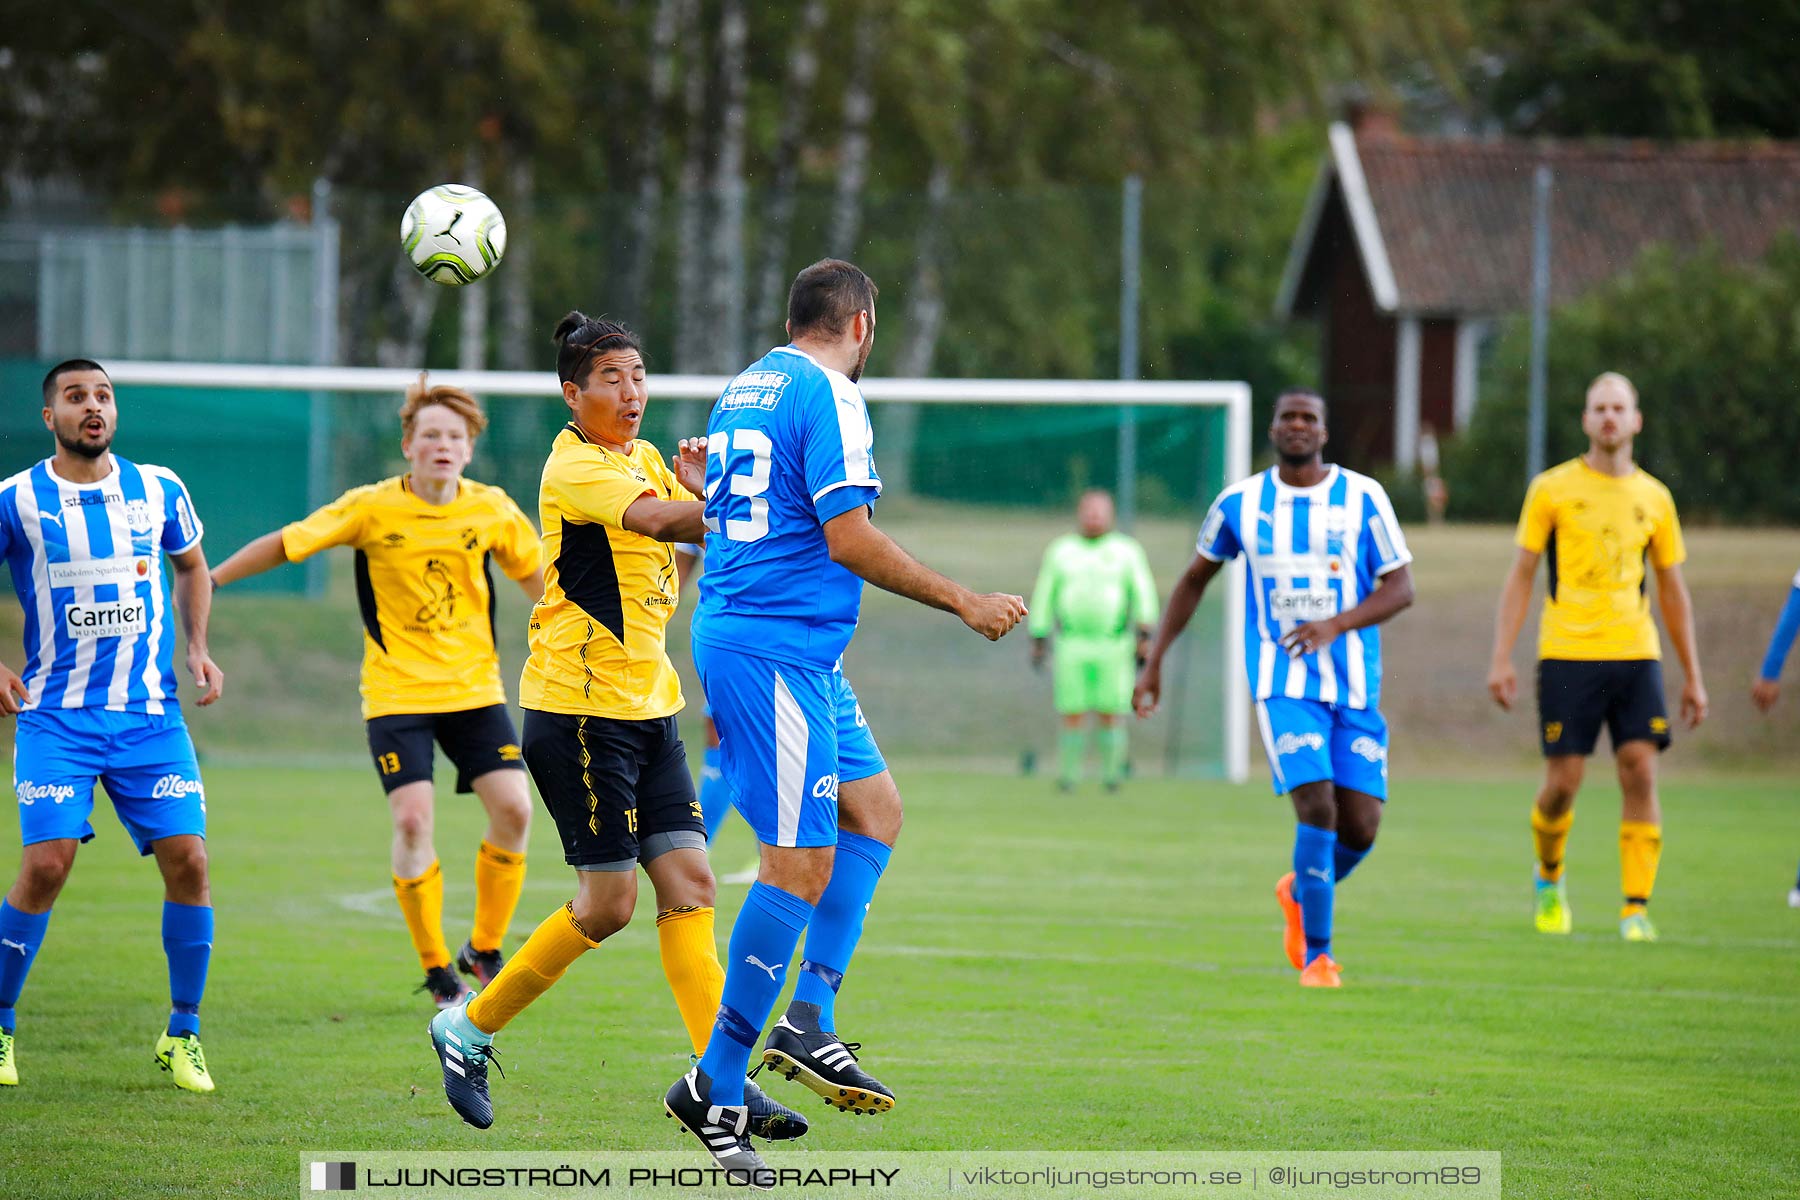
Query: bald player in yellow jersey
[
  {"left": 1488, "top": 372, "right": 1707, "bottom": 943},
  {"left": 426, "top": 312, "right": 805, "bottom": 1142},
  {"left": 212, "top": 379, "right": 543, "bottom": 1005}
]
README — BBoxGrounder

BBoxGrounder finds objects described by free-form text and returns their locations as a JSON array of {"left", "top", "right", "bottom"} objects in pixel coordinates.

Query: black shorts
[
  {"left": 520, "top": 709, "right": 706, "bottom": 870},
  {"left": 1536, "top": 659, "right": 1671, "bottom": 757},
  {"left": 365, "top": 705, "right": 526, "bottom": 794}
]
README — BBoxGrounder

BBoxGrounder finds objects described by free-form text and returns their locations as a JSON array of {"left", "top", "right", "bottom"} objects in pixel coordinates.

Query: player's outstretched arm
[
  {"left": 620, "top": 497, "right": 707, "bottom": 544},
  {"left": 1752, "top": 576, "right": 1800, "bottom": 712},
  {"left": 170, "top": 546, "right": 224, "bottom": 707},
  {"left": 1134, "top": 552, "right": 1223, "bottom": 718},
  {"left": 1280, "top": 565, "right": 1415, "bottom": 657},
  {"left": 1654, "top": 562, "right": 1707, "bottom": 728},
  {"left": 822, "top": 505, "right": 1026, "bottom": 640},
  {"left": 1487, "top": 548, "right": 1539, "bottom": 711},
  {"left": 209, "top": 530, "right": 291, "bottom": 589}
]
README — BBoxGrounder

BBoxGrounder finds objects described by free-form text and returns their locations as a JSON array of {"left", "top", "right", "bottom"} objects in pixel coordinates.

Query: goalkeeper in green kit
[{"left": 1030, "top": 490, "right": 1160, "bottom": 791}]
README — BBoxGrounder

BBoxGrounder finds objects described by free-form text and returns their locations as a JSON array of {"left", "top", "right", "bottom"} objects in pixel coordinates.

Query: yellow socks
[
  {"left": 393, "top": 861, "right": 451, "bottom": 971},
  {"left": 1531, "top": 808, "right": 1573, "bottom": 883},
  {"left": 467, "top": 903, "right": 600, "bottom": 1035},
  {"left": 471, "top": 840, "right": 527, "bottom": 954},
  {"left": 1619, "top": 821, "right": 1663, "bottom": 913},
  {"left": 656, "top": 906, "right": 725, "bottom": 1056}
]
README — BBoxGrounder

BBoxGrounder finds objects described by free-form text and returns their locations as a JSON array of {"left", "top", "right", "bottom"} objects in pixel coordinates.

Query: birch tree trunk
[
  {"left": 621, "top": 0, "right": 682, "bottom": 323},
  {"left": 376, "top": 255, "right": 441, "bottom": 369},
  {"left": 881, "top": 158, "right": 955, "bottom": 497},
  {"left": 497, "top": 154, "right": 533, "bottom": 370},
  {"left": 457, "top": 152, "right": 488, "bottom": 370},
  {"left": 827, "top": 10, "right": 878, "bottom": 258},
  {"left": 707, "top": 0, "right": 749, "bottom": 372},
  {"left": 753, "top": 0, "right": 827, "bottom": 337},
  {"left": 672, "top": 0, "right": 711, "bottom": 373}
]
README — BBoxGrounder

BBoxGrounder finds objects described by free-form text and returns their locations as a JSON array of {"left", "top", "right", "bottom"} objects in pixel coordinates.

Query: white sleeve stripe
[
  {"left": 1374, "top": 554, "right": 1412, "bottom": 576},
  {"left": 813, "top": 478, "right": 882, "bottom": 503},
  {"left": 1368, "top": 515, "right": 1398, "bottom": 564},
  {"left": 827, "top": 373, "right": 878, "bottom": 492}
]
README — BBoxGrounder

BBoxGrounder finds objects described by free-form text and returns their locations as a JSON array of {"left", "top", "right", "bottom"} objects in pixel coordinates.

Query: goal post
[{"left": 101, "top": 359, "right": 1251, "bottom": 783}]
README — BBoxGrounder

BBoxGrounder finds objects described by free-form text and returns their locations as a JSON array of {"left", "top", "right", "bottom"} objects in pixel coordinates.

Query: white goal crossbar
[{"left": 104, "top": 359, "right": 1252, "bottom": 782}]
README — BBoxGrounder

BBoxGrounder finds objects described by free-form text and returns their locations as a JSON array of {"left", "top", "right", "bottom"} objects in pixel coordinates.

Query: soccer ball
[{"left": 400, "top": 184, "right": 507, "bottom": 286}]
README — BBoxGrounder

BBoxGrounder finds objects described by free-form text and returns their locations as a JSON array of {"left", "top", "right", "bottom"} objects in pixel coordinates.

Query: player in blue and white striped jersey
[
  {"left": 0, "top": 359, "right": 224, "bottom": 1091},
  {"left": 1136, "top": 390, "right": 1414, "bottom": 988}
]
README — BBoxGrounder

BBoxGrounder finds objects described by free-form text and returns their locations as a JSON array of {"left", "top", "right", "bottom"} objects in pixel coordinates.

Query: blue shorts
[
  {"left": 13, "top": 707, "right": 207, "bottom": 855},
  {"left": 1255, "top": 697, "right": 1389, "bottom": 800},
  {"left": 693, "top": 641, "right": 886, "bottom": 848}
]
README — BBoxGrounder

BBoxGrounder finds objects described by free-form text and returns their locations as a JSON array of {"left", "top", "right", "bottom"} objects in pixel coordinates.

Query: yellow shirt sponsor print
[
  {"left": 520, "top": 425, "right": 692, "bottom": 720},
  {"left": 281, "top": 476, "right": 542, "bottom": 718},
  {"left": 1515, "top": 458, "right": 1685, "bottom": 661}
]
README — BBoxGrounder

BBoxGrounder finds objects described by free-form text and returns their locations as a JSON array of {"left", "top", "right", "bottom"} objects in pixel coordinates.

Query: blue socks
[
  {"left": 1292, "top": 824, "right": 1337, "bottom": 965},
  {"left": 700, "top": 746, "right": 732, "bottom": 844},
  {"left": 0, "top": 899, "right": 212, "bottom": 1036},
  {"left": 0, "top": 900, "right": 51, "bottom": 1032},
  {"left": 1333, "top": 840, "right": 1371, "bottom": 885},
  {"left": 698, "top": 882, "right": 813, "bottom": 1105},
  {"left": 792, "top": 832, "right": 890, "bottom": 1030},
  {"left": 162, "top": 901, "right": 213, "bottom": 1038}
]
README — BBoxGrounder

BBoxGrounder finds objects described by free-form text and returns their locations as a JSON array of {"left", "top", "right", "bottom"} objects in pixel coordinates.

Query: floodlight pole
[
  {"left": 1526, "top": 164, "right": 1552, "bottom": 483},
  {"left": 1116, "top": 174, "right": 1142, "bottom": 529}
]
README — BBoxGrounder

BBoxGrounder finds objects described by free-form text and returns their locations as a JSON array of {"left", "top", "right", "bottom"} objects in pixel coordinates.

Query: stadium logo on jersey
[
  {"left": 718, "top": 371, "right": 791, "bottom": 411},
  {"left": 15, "top": 780, "right": 77, "bottom": 806},
  {"left": 1273, "top": 732, "right": 1325, "bottom": 756},
  {"left": 151, "top": 775, "right": 205, "bottom": 800},
  {"left": 63, "top": 491, "right": 120, "bottom": 508},
  {"left": 64, "top": 599, "right": 147, "bottom": 640},
  {"left": 1349, "top": 736, "right": 1387, "bottom": 764},
  {"left": 123, "top": 498, "right": 157, "bottom": 535},
  {"left": 812, "top": 774, "right": 840, "bottom": 801}
]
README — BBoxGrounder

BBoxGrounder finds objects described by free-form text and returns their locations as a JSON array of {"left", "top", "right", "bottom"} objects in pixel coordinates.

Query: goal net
[{"left": 63, "top": 361, "right": 1252, "bottom": 781}]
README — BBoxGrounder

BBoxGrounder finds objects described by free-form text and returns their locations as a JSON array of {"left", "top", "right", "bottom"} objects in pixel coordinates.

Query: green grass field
[{"left": 1, "top": 766, "right": 1795, "bottom": 1198}]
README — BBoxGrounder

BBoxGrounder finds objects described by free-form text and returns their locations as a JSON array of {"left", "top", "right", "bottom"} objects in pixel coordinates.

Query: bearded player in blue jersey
[
  {"left": 0, "top": 359, "right": 224, "bottom": 1091},
  {"left": 664, "top": 260, "right": 1027, "bottom": 1178},
  {"left": 1136, "top": 390, "right": 1414, "bottom": 989}
]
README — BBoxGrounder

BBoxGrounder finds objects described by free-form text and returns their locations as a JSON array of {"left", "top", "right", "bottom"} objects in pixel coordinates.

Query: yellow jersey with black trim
[
  {"left": 280, "top": 476, "right": 542, "bottom": 719},
  {"left": 1515, "top": 458, "right": 1686, "bottom": 661},
  {"left": 519, "top": 425, "right": 694, "bottom": 720}
]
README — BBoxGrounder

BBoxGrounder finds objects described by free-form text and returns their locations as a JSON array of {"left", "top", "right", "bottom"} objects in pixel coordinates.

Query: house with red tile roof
[{"left": 1275, "top": 114, "right": 1800, "bottom": 468}]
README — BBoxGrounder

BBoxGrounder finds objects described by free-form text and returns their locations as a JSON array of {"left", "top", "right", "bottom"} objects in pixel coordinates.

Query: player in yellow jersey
[
  {"left": 1487, "top": 372, "right": 1707, "bottom": 942},
  {"left": 426, "top": 312, "right": 805, "bottom": 1145},
  {"left": 211, "top": 379, "right": 543, "bottom": 1004}
]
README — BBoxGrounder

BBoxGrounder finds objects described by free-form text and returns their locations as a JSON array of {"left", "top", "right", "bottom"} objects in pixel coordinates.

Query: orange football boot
[
  {"left": 1298, "top": 954, "right": 1341, "bottom": 988},
  {"left": 1274, "top": 872, "right": 1306, "bottom": 970}
]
